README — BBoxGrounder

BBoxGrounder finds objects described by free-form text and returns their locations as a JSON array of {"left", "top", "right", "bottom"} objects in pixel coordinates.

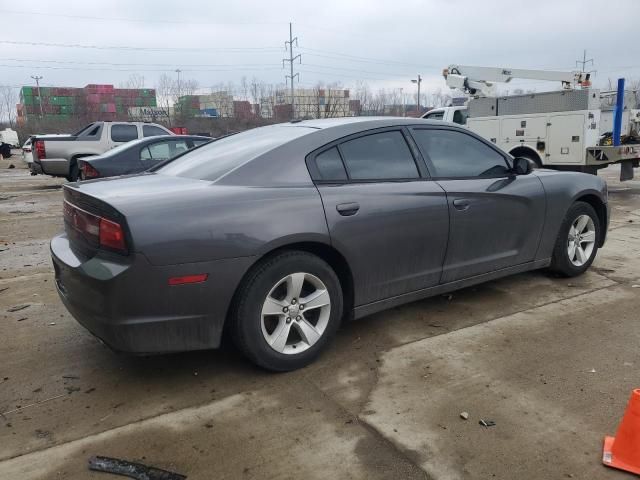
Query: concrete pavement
[{"left": 1, "top": 159, "right": 639, "bottom": 479}]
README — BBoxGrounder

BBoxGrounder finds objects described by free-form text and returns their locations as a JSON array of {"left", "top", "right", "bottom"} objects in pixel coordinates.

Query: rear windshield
[{"left": 157, "top": 125, "right": 314, "bottom": 181}]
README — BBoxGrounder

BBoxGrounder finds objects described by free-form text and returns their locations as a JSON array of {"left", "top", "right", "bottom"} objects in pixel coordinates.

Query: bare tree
[
  {"left": 0, "top": 86, "right": 18, "bottom": 127},
  {"left": 120, "top": 74, "right": 146, "bottom": 89},
  {"left": 156, "top": 74, "right": 174, "bottom": 126}
]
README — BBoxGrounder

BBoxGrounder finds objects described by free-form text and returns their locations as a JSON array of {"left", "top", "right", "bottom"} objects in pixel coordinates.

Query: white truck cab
[{"left": 422, "top": 106, "right": 468, "bottom": 125}]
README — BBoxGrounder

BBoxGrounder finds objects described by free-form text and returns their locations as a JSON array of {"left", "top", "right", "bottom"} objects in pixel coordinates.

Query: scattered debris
[
  {"left": 1, "top": 394, "right": 66, "bottom": 416},
  {"left": 479, "top": 419, "right": 496, "bottom": 427},
  {"left": 0, "top": 287, "right": 8, "bottom": 294},
  {"left": 589, "top": 368, "right": 597, "bottom": 373},
  {"left": 428, "top": 324, "right": 444, "bottom": 328},
  {"left": 632, "top": 285, "right": 640, "bottom": 288},
  {"left": 7, "top": 304, "right": 29, "bottom": 313},
  {"left": 65, "top": 386, "right": 81, "bottom": 394},
  {"left": 88, "top": 456, "right": 187, "bottom": 480},
  {"left": 8, "top": 164, "right": 14, "bottom": 169},
  {"left": 48, "top": 322, "right": 56, "bottom": 326},
  {"left": 17, "top": 317, "right": 27, "bottom": 322},
  {"left": 62, "top": 375, "right": 80, "bottom": 380},
  {"left": 460, "top": 411, "right": 469, "bottom": 420},
  {"left": 85, "top": 388, "right": 96, "bottom": 394}
]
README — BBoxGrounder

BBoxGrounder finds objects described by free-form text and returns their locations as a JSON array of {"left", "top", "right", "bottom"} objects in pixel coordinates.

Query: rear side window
[
  {"left": 143, "top": 125, "right": 168, "bottom": 137},
  {"left": 111, "top": 124, "right": 138, "bottom": 142},
  {"left": 339, "top": 131, "right": 419, "bottom": 180},
  {"left": 453, "top": 109, "right": 468, "bottom": 125},
  {"left": 314, "top": 147, "right": 347, "bottom": 181},
  {"left": 412, "top": 129, "right": 510, "bottom": 178}
]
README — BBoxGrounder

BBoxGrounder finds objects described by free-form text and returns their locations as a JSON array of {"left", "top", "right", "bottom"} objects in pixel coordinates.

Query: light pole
[
  {"left": 31, "top": 75, "right": 44, "bottom": 118},
  {"left": 411, "top": 74, "right": 422, "bottom": 114}
]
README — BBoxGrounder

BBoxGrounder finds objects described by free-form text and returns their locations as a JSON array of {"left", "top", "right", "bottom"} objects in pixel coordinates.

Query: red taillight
[
  {"left": 63, "top": 200, "right": 127, "bottom": 253},
  {"left": 81, "top": 162, "right": 100, "bottom": 179},
  {"left": 35, "top": 140, "right": 46, "bottom": 159},
  {"left": 168, "top": 274, "right": 208, "bottom": 286},
  {"left": 99, "top": 217, "right": 126, "bottom": 251}
]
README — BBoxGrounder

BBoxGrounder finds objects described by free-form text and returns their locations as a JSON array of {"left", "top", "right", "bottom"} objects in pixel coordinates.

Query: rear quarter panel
[
  {"left": 121, "top": 184, "right": 331, "bottom": 266},
  {"left": 534, "top": 170, "right": 607, "bottom": 260}
]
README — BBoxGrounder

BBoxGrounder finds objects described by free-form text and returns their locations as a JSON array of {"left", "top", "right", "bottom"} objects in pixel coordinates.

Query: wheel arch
[
  {"left": 508, "top": 145, "right": 543, "bottom": 167},
  {"left": 574, "top": 193, "right": 607, "bottom": 246},
  {"left": 224, "top": 241, "right": 355, "bottom": 334}
]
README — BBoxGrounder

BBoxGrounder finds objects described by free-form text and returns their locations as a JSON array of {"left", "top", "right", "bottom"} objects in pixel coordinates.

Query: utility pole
[
  {"left": 31, "top": 75, "right": 44, "bottom": 118},
  {"left": 283, "top": 22, "right": 301, "bottom": 119},
  {"left": 411, "top": 74, "right": 422, "bottom": 114},
  {"left": 175, "top": 69, "right": 182, "bottom": 97},
  {"left": 576, "top": 50, "right": 594, "bottom": 74}
]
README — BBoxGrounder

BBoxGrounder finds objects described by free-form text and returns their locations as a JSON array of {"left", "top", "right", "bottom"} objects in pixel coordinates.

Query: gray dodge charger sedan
[{"left": 51, "top": 117, "right": 609, "bottom": 371}]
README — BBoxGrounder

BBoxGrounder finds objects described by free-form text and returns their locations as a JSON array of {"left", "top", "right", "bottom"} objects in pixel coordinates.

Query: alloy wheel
[
  {"left": 567, "top": 214, "right": 596, "bottom": 267},
  {"left": 260, "top": 272, "right": 331, "bottom": 355}
]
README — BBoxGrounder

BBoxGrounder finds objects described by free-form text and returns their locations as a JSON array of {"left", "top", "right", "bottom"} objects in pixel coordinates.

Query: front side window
[
  {"left": 111, "top": 124, "right": 138, "bottom": 143},
  {"left": 425, "top": 110, "right": 444, "bottom": 120},
  {"left": 412, "top": 129, "right": 510, "bottom": 178},
  {"left": 338, "top": 131, "right": 419, "bottom": 181}
]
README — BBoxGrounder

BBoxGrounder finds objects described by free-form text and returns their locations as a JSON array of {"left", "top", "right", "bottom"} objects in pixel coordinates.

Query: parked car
[
  {"left": 31, "top": 121, "right": 173, "bottom": 181},
  {"left": 78, "top": 135, "right": 211, "bottom": 180},
  {"left": 51, "top": 117, "right": 609, "bottom": 371},
  {"left": 0, "top": 128, "right": 19, "bottom": 148}
]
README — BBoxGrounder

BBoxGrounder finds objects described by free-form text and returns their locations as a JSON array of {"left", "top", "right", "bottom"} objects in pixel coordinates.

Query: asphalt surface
[{"left": 1, "top": 152, "right": 639, "bottom": 479}]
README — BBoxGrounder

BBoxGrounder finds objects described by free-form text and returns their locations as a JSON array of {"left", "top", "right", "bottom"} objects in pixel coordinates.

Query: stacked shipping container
[{"left": 18, "top": 84, "right": 157, "bottom": 123}]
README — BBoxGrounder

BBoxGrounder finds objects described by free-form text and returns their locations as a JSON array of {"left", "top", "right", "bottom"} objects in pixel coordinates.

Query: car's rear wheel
[
  {"left": 232, "top": 251, "right": 343, "bottom": 371},
  {"left": 67, "top": 162, "right": 79, "bottom": 182},
  {"left": 549, "top": 201, "right": 600, "bottom": 277}
]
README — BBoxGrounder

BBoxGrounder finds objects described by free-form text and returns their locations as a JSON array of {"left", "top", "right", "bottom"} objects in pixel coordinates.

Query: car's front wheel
[
  {"left": 232, "top": 251, "right": 343, "bottom": 371},
  {"left": 549, "top": 201, "right": 600, "bottom": 277}
]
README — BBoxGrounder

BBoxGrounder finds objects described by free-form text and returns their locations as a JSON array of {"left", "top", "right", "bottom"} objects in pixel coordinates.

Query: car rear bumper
[{"left": 51, "top": 233, "right": 253, "bottom": 354}]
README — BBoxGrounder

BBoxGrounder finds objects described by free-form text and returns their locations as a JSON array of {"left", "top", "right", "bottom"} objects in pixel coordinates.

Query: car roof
[{"left": 281, "top": 116, "right": 444, "bottom": 130}]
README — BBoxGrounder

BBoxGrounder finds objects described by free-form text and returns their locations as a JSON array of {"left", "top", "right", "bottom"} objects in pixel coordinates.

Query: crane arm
[{"left": 444, "top": 64, "right": 591, "bottom": 97}]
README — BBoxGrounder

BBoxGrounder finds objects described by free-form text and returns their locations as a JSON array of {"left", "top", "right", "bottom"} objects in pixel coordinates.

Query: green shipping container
[
  {"left": 23, "top": 96, "right": 34, "bottom": 106},
  {"left": 60, "top": 105, "right": 75, "bottom": 114},
  {"left": 21, "top": 86, "right": 33, "bottom": 96}
]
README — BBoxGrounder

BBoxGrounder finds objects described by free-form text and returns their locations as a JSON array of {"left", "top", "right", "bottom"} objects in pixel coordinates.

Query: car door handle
[
  {"left": 453, "top": 199, "right": 471, "bottom": 211},
  {"left": 336, "top": 202, "right": 360, "bottom": 216}
]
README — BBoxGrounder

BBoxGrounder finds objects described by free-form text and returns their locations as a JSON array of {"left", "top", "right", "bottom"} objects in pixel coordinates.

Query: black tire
[
  {"left": 67, "top": 162, "right": 79, "bottom": 182},
  {"left": 549, "top": 201, "right": 600, "bottom": 277},
  {"left": 232, "top": 251, "right": 343, "bottom": 371}
]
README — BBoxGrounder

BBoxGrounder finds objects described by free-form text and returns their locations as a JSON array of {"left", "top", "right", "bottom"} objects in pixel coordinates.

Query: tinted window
[
  {"left": 339, "top": 131, "right": 418, "bottom": 180},
  {"left": 315, "top": 147, "right": 347, "bottom": 181},
  {"left": 425, "top": 110, "right": 444, "bottom": 120},
  {"left": 140, "top": 146, "right": 152, "bottom": 161},
  {"left": 158, "top": 125, "right": 313, "bottom": 181},
  {"left": 453, "top": 109, "right": 468, "bottom": 125},
  {"left": 143, "top": 125, "right": 168, "bottom": 137},
  {"left": 111, "top": 124, "right": 138, "bottom": 143},
  {"left": 413, "top": 129, "right": 510, "bottom": 178}
]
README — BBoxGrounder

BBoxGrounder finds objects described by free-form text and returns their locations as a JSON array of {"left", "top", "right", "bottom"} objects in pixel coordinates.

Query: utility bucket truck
[{"left": 422, "top": 65, "right": 640, "bottom": 180}]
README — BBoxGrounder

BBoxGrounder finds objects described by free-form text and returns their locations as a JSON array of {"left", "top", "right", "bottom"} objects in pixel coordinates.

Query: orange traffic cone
[{"left": 603, "top": 388, "right": 640, "bottom": 475}]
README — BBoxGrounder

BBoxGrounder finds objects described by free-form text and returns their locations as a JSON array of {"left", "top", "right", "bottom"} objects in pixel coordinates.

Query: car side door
[
  {"left": 409, "top": 127, "right": 546, "bottom": 283},
  {"left": 308, "top": 128, "right": 449, "bottom": 306}
]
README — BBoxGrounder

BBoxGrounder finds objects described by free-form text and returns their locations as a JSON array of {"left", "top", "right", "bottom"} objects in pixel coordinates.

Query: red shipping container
[{"left": 106, "top": 103, "right": 116, "bottom": 113}]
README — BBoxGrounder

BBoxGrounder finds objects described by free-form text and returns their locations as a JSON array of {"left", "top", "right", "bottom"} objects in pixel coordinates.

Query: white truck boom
[
  {"left": 425, "top": 64, "right": 639, "bottom": 180},
  {"left": 443, "top": 64, "right": 591, "bottom": 97}
]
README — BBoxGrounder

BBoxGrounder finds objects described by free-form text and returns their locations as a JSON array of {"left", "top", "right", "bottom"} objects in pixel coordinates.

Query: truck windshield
[{"left": 157, "top": 125, "right": 314, "bottom": 182}]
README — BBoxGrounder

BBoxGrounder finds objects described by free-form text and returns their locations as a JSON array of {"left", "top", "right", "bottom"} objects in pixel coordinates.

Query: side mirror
[{"left": 512, "top": 157, "right": 535, "bottom": 175}]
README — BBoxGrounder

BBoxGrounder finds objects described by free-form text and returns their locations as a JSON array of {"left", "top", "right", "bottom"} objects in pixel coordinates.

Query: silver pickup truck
[{"left": 31, "top": 121, "right": 173, "bottom": 181}]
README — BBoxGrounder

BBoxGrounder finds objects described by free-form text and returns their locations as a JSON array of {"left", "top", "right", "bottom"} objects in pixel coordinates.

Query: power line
[
  {"left": 0, "top": 57, "right": 278, "bottom": 68},
  {"left": 0, "top": 40, "right": 282, "bottom": 52},
  {"left": 576, "top": 49, "right": 596, "bottom": 75},
  {"left": 0, "top": 63, "right": 283, "bottom": 73},
  {"left": 0, "top": 9, "right": 285, "bottom": 26}
]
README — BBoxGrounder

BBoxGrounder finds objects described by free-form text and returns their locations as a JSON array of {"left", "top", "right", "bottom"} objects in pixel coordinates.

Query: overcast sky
[{"left": 2, "top": 0, "right": 639, "bottom": 99}]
